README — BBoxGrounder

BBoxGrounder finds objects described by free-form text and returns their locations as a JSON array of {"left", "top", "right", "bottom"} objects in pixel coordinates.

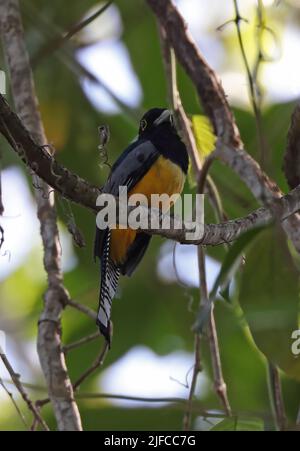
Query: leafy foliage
[{"left": 0, "top": 0, "right": 299, "bottom": 431}]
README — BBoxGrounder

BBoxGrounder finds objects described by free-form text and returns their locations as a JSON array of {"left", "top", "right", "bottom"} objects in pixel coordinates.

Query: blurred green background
[{"left": 0, "top": 0, "right": 299, "bottom": 431}]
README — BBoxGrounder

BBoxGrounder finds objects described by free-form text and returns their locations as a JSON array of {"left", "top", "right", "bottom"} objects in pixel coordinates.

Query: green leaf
[
  {"left": 210, "top": 417, "right": 264, "bottom": 431},
  {"left": 210, "top": 227, "right": 265, "bottom": 302},
  {"left": 192, "top": 115, "right": 216, "bottom": 158},
  {"left": 193, "top": 227, "right": 264, "bottom": 333},
  {"left": 239, "top": 227, "right": 300, "bottom": 381}
]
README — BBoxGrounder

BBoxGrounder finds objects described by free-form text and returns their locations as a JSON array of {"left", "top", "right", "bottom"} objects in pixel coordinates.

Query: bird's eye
[{"left": 140, "top": 119, "right": 147, "bottom": 131}]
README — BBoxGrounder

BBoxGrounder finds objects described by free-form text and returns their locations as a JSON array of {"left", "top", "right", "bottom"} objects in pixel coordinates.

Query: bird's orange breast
[{"left": 110, "top": 155, "right": 185, "bottom": 264}]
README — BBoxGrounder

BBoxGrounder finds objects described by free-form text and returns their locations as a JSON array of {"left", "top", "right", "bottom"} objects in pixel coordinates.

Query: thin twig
[
  {"left": 197, "top": 155, "right": 231, "bottom": 417},
  {"left": 25, "top": 2, "right": 139, "bottom": 124},
  {"left": 31, "top": 1, "right": 113, "bottom": 65},
  {"left": 159, "top": 26, "right": 232, "bottom": 428},
  {"left": 147, "top": 0, "right": 300, "bottom": 254},
  {"left": 2, "top": 93, "right": 300, "bottom": 246},
  {"left": 159, "top": 29, "right": 205, "bottom": 431},
  {"left": 76, "top": 393, "right": 187, "bottom": 403},
  {"left": 73, "top": 342, "right": 109, "bottom": 391},
  {"left": 35, "top": 343, "right": 109, "bottom": 410},
  {"left": 0, "top": 0, "right": 82, "bottom": 431},
  {"left": 63, "top": 331, "right": 100, "bottom": 354},
  {"left": 66, "top": 299, "right": 97, "bottom": 321},
  {"left": 207, "top": 311, "right": 232, "bottom": 416},
  {"left": 197, "top": 245, "right": 231, "bottom": 416},
  {"left": 0, "top": 377, "right": 29, "bottom": 429},
  {"left": 232, "top": 0, "right": 267, "bottom": 166},
  {"left": 0, "top": 351, "right": 49, "bottom": 430},
  {"left": 197, "top": 153, "right": 216, "bottom": 195},
  {"left": 182, "top": 334, "right": 202, "bottom": 430},
  {"left": 268, "top": 363, "right": 287, "bottom": 431}
]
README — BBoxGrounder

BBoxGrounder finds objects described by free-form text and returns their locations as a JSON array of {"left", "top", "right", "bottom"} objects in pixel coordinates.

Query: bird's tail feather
[{"left": 97, "top": 229, "right": 120, "bottom": 345}]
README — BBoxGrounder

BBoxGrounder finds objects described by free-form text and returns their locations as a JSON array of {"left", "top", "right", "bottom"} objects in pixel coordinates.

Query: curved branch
[
  {"left": 0, "top": 0, "right": 82, "bottom": 431},
  {"left": 146, "top": 0, "right": 300, "bottom": 253},
  {"left": 146, "top": 0, "right": 241, "bottom": 147},
  {"left": 0, "top": 94, "right": 99, "bottom": 210},
  {"left": 1, "top": 93, "right": 300, "bottom": 246}
]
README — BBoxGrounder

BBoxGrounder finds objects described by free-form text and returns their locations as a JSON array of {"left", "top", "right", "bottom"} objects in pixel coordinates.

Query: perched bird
[{"left": 94, "top": 108, "right": 189, "bottom": 344}]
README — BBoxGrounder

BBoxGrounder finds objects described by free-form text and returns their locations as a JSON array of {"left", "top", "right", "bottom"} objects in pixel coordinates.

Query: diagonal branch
[
  {"left": 1, "top": 91, "right": 300, "bottom": 246},
  {"left": 0, "top": 0, "right": 82, "bottom": 431},
  {"left": 31, "top": 1, "right": 113, "bottom": 66},
  {"left": 73, "top": 343, "right": 108, "bottom": 391},
  {"left": 268, "top": 363, "right": 287, "bottom": 431},
  {"left": 147, "top": 0, "right": 241, "bottom": 148},
  {"left": 0, "top": 94, "right": 100, "bottom": 210},
  {"left": 0, "top": 349, "right": 49, "bottom": 430},
  {"left": 146, "top": 0, "right": 300, "bottom": 254},
  {"left": 158, "top": 27, "right": 232, "bottom": 426}
]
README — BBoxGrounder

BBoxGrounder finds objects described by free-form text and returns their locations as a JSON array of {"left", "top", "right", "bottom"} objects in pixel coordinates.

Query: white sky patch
[
  {"left": 59, "top": 224, "right": 78, "bottom": 273},
  {"left": 0, "top": 331, "right": 5, "bottom": 354},
  {"left": 157, "top": 241, "right": 221, "bottom": 290},
  {"left": 262, "top": 25, "right": 300, "bottom": 103},
  {"left": 175, "top": 0, "right": 300, "bottom": 108},
  {"left": 219, "top": 71, "right": 250, "bottom": 109},
  {"left": 100, "top": 346, "right": 208, "bottom": 408},
  {"left": 77, "top": 40, "right": 142, "bottom": 114},
  {"left": 76, "top": 1, "right": 300, "bottom": 114},
  {"left": 176, "top": 0, "right": 234, "bottom": 34},
  {"left": 0, "top": 167, "right": 40, "bottom": 281},
  {"left": 0, "top": 336, "right": 41, "bottom": 381},
  {"left": 78, "top": 2, "right": 123, "bottom": 45},
  {"left": 0, "top": 334, "right": 47, "bottom": 410},
  {"left": 0, "top": 70, "right": 6, "bottom": 95},
  {"left": 221, "top": 24, "right": 300, "bottom": 108},
  {"left": 0, "top": 166, "right": 77, "bottom": 281},
  {"left": 175, "top": 0, "right": 231, "bottom": 69}
]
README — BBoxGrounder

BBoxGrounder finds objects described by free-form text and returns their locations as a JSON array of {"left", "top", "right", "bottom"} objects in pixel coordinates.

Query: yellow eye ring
[{"left": 140, "top": 119, "right": 147, "bottom": 131}]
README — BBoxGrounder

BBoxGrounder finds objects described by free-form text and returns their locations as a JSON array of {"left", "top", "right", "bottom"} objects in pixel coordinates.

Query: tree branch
[
  {"left": 147, "top": 0, "right": 241, "bottom": 148},
  {"left": 146, "top": 0, "right": 300, "bottom": 254},
  {"left": 73, "top": 343, "right": 108, "bottom": 391},
  {"left": 0, "top": 94, "right": 100, "bottom": 210},
  {"left": 0, "top": 376, "right": 29, "bottom": 430},
  {"left": 31, "top": 1, "right": 113, "bottom": 66},
  {"left": 0, "top": 350, "right": 49, "bottom": 430},
  {"left": 158, "top": 27, "right": 232, "bottom": 427},
  {"left": 0, "top": 0, "right": 82, "bottom": 431},
  {"left": 268, "top": 363, "right": 287, "bottom": 431},
  {"left": 63, "top": 332, "right": 100, "bottom": 354},
  {"left": 2, "top": 90, "right": 300, "bottom": 246}
]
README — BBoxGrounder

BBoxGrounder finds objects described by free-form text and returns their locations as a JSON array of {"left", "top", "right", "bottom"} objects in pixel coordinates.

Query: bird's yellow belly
[{"left": 110, "top": 155, "right": 185, "bottom": 264}]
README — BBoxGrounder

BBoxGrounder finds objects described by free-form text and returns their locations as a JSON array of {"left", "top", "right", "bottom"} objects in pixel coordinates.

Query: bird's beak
[{"left": 154, "top": 109, "right": 172, "bottom": 126}]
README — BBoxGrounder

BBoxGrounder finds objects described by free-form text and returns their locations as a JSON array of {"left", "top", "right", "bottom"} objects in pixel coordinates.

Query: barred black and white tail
[{"left": 97, "top": 229, "right": 120, "bottom": 345}]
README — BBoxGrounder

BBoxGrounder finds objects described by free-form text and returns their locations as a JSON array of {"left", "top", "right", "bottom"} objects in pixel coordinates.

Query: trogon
[{"left": 94, "top": 108, "right": 189, "bottom": 344}]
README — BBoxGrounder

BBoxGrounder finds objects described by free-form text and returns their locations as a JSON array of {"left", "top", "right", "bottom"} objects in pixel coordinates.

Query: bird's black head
[
  {"left": 137, "top": 107, "right": 188, "bottom": 174},
  {"left": 138, "top": 108, "right": 174, "bottom": 137}
]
